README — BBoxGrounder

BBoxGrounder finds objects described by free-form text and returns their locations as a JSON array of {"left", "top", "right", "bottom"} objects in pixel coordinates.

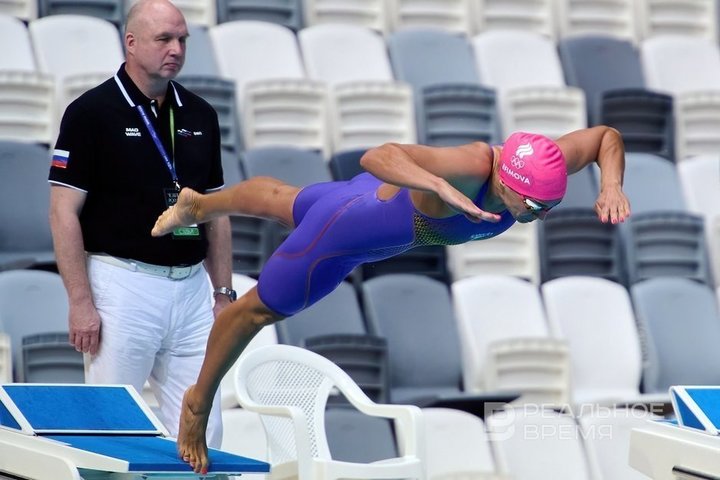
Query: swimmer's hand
[{"left": 437, "top": 182, "right": 501, "bottom": 223}]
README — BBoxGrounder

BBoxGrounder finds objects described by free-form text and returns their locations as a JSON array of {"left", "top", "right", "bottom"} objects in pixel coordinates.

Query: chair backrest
[
  {"left": 234, "top": 343, "right": 423, "bottom": 478},
  {"left": 216, "top": 0, "right": 303, "bottom": 30},
  {"left": 637, "top": 0, "right": 717, "bottom": 42},
  {"left": 38, "top": 0, "right": 124, "bottom": 24},
  {"left": 299, "top": 24, "right": 394, "bottom": 85},
  {"left": 641, "top": 35, "right": 720, "bottom": 95},
  {"left": 451, "top": 275, "right": 551, "bottom": 391},
  {"left": 579, "top": 408, "right": 661, "bottom": 480},
  {"left": 631, "top": 277, "right": 720, "bottom": 393},
  {"left": 329, "top": 149, "right": 366, "bottom": 180},
  {"left": 422, "top": 407, "right": 497, "bottom": 478},
  {"left": 446, "top": 221, "right": 539, "bottom": 283},
  {"left": 677, "top": 154, "right": 720, "bottom": 221},
  {"left": 0, "top": 142, "right": 54, "bottom": 254},
  {"left": 0, "top": 0, "right": 37, "bottom": 20},
  {"left": 241, "top": 146, "right": 331, "bottom": 186},
  {"left": 210, "top": 20, "right": 305, "bottom": 94},
  {"left": 473, "top": 0, "right": 555, "bottom": 38},
  {"left": 388, "top": 0, "right": 473, "bottom": 35},
  {"left": 324, "top": 408, "right": 397, "bottom": 462},
  {"left": 362, "top": 274, "right": 463, "bottom": 403},
  {"left": 472, "top": 30, "right": 566, "bottom": 90},
  {"left": 623, "top": 211, "right": 712, "bottom": 286},
  {"left": 486, "top": 406, "right": 597, "bottom": 480},
  {"left": 388, "top": 28, "right": 480, "bottom": 91},
  {"left": 555, "top": 0, "right": 637, "bottom": 41},
  {"left": 303, "top": 0, "right": 388, "bottom": 33},
  {"left": 542, "top": 276, "right": 643, "bottom": 404},
  {"left": 276, "top": 282, "right": 366, "bottom": 346},
  {"left": 621, "top": 153, "right": 686, "bottom": 214},
  {"left": 556, "top": 166, "right": 598, "bottom": 210},
  {"left": 538, "top": 208, "right": 625, "bottom": 285},
  {"left": 0, "top": 14, "right": 37, "bottom": 71},
  {"left": 0, "top": 270, "right": 69, "bottom": 381},
  {"left": 559, "top": 35, "right": 645, "bottom": 122},
  {"left": 180, "top": 24, "right": 221, "bottom": 76},
  {"left": 29, "top": 15, "right": 123, "bottom": 81}
]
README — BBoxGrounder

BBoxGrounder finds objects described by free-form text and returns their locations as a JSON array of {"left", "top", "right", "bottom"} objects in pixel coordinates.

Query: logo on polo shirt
[{"left": 125, "top": 127, "right": 141, "bottom": 137}]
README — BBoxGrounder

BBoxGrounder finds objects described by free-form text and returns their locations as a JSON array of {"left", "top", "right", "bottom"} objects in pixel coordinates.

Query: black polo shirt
[{"left": 49, "top": 64, "right": 224, "bottom": 266}]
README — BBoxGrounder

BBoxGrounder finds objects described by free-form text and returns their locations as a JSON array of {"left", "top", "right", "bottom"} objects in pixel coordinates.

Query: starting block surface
[{"left": 0, "top": 384, "right": 270, "bottom": 478}]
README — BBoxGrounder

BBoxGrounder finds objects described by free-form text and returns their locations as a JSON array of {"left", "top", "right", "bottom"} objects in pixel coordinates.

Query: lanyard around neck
[{"left": 136, "top": 104, "right": 179, "bottom": 191}]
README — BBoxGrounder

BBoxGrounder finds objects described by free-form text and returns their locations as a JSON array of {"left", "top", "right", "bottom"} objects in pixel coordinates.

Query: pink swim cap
[{"left": 498, "top": 132, "right": 567, "bottom": 201}]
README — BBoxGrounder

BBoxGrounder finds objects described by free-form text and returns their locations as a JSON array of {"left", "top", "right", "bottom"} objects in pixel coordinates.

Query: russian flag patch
[{"left": 51, "top": 149, "right": 69, "bottom": 169}]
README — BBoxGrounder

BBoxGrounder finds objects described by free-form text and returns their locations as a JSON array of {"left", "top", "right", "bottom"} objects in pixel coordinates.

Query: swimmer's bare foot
[
  {"left": 177, "top": 385, "right": 210, "bottom": 474},
  {"left": 151, "top": 188, "right": 202, "bottom": 237}
]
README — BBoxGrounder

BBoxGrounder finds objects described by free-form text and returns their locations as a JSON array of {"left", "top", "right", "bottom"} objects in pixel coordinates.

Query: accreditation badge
[{"left": 164, "top": 188, "right": 200, "bottom": 239}]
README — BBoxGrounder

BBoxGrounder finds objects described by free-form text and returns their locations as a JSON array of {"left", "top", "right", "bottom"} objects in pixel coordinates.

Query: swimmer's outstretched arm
[
  {"left": 152, "top": 176, "right": 300, "bottom": 237},
  {"left": 360, "top": 142, "right": 502, "bottom": 222}
]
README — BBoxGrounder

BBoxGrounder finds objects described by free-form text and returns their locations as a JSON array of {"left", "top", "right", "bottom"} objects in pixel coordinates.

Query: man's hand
[
  {"left": 68, "top": 300, "right": 101, "bottom": 354},
  {"left": 595, "top": 184, "right": 631, "bottom": 224}
]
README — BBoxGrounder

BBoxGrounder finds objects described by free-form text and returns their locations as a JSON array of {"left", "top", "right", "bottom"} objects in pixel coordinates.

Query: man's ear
[{"left": 125, "top": 32, "right": 135, "bottom": 53}]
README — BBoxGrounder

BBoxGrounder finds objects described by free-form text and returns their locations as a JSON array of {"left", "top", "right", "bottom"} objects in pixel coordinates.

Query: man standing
[{"left": 48, "top": 0, "right": 232, "bottom": 447}]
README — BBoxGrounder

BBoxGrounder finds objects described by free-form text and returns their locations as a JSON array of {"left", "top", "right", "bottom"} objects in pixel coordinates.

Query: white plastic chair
[
  {"left": 0, "top": 15, "right": 55, "bottom": 144},
  {"left": 303, "top": 0, "right": 388, "bottom": 33},
  {"left": 29, "top": 15, "right": 123, "bottom": 128},
  {"left": 472, "top": 30, "right": 587, "bottom": 137},
  {"left": 555, "top": 0, "right": 637, "bottom": 42},
  {"left": 486, "top": 406, "right": 601, "bottom": 480},
  {"left": 472, "top": 0, "right": 554, "bottom": 38},
  {"left": 641, "top": 35, "right": 720, "bottom": 159},
  {"left": 446, "top": 221, "right": 540, "bottom": 283},
  {"left": 299, "top": 24, "right": 394, "bottom": 86},
  {"left": 579, "top": 408, "right": 662, "bottom": 480},
  {"left": 234, "top": 344, "right": 426, "bottom": 480},
  {"left": 0, "top": 0, "right": 37, "bottom": 20},
  {"left": 388, "top": 0, "right": 473, "bottom": 35},
  {"left": 541, "top": 277, "right": 645, "bottom": 406},
  {"left": 0, "top": 14, "right": 37, "bottom": 71},
  {"left": 210, "top": 21, "right": 330, "bottom": 155},
  {"left": 636, "top": 0, "right": 717, "bottom": 42},
  {"left": 422, "top": 408, "right": 506, "bottom": 480},
  {"left": 678, "top": 155, "right": 720, "bottom": 284},
  {"left": 452, "top": 275, "right": 570, "bottom": 406},
  {"left": 0, "top": 333, "right": 11, "bottom": 383}
]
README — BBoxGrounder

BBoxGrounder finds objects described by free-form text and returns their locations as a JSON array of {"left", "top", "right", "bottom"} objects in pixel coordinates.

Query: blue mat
[
  {"left": 3, "top": 385, "right": 157, "bottom": 432},
  {"left": 46, "top": 435, "right": 269, "bottom": 473}
]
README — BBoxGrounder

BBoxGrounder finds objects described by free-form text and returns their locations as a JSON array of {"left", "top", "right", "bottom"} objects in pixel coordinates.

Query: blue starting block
[
  {"left": 630, "top": 386, "right": 720, "bottom": 480},
  {"left": 0, "top": 384, "right": 269, "bottom": 480}
]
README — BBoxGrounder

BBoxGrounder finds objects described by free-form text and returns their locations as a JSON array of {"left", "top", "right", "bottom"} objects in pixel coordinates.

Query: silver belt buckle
[{"left": 169, "top": 266, "right": 192, "bottom": 280}]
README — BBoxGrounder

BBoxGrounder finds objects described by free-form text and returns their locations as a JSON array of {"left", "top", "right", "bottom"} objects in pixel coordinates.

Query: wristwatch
[{"left": 213, "top": 286, "right": 237, "bottom": 302}]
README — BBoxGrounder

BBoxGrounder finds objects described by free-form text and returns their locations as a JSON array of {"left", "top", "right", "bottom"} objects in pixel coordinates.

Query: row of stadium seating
[
  {"left": 2, "top": 0, "right": 718, "bottom": 42},
  {"left": 3, "top": 16, "right": 720, "bottom": 165}
]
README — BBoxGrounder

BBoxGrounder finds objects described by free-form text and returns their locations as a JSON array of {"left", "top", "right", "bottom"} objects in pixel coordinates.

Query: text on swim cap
[{"left": 501, "top": 162, "right": 531, "bottom": 185}]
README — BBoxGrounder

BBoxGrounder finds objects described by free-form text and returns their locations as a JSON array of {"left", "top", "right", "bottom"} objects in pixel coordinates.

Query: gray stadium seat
[
  {"left": 620, "top": 153, "right": 686, "bottom": 214},
  {"left": 631, "top": 277, "right": 720, "bottom": 393},
  {"left": 362, "top": 274, "right": 463, "bottom": 405},
  {"left": 325, "top": 409, "right": 397, "bottom": 462},
  {"left": 0, "top": 270, "right": 80, "bottom": 382},
  {"left": 539, "top": 208, "right": 625, "bottom": 285},
  {"left": 38, "top": 0, "right": 124, "bottom": 24},
  {"left": 216, "top": 0, "right": 303, "bottom": 30},
  {"left": 388, "top": 28, "right": 500, "bottom": 146},
  {"left": 623, "top": 211, "right": 712, "bottom": 286},
  {"left": 0, "top": 141, "right": 55, "bottom": 270},
  {"left": 241, "top": 146, "right": 332, "bottom": 187},
  {"left": 559, "top": 35, "right": 674, "bottom": 160},
  {"left": 329, "top": 149, "right": 366, "bottom": 181}
]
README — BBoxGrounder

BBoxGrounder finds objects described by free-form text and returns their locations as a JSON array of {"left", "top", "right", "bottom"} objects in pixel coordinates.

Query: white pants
[{"left": 86, "top": 256, "right": 223, "bottom": 447}]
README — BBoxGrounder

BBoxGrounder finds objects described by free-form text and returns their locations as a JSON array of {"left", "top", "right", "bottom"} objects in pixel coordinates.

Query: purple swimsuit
[{"left": 257, "top": 173, "right": 516, "bottom": 316}]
